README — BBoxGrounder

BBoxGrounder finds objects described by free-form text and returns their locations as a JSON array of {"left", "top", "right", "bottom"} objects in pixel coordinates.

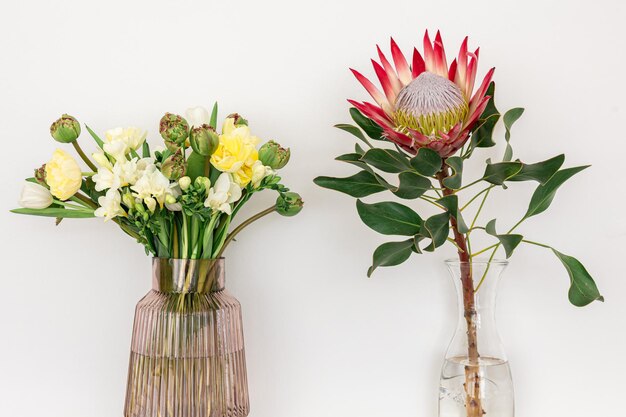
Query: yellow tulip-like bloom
[
  {"left": 210, "top": 118, "right": 260, "bottom": 187},
  {"left": 45, "top": 149, "right": 83, "bottom": 200}
]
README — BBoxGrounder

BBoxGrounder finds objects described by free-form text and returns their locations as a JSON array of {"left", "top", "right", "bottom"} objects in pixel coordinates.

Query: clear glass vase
[
  {"left": 439, "top": 260, "right": 513, "bottom": 417},
  {"left": 124, "top": 258, "right": 249, "bottom": 417}
]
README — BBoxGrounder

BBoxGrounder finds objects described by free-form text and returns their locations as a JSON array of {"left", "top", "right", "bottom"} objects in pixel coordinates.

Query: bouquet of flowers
[
  {"left": 315, "top": 29, "right": 602, "bottom": 417},
  {"left": 12, "top": 104, "right": 303, "bottom": 259}
]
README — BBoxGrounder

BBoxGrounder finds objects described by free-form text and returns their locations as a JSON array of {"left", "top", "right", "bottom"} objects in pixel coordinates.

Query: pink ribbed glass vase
[{"left": 124, "top": 258, "right": 249, "bottom": 417}]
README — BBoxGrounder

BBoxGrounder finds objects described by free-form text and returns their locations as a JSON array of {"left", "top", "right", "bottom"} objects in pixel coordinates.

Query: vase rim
[{"left": 444, "top": 258, "right": 508, "bottom": 266}]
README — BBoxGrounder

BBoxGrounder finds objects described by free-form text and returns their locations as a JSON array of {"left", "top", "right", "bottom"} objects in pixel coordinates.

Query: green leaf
[
  {"left": 410, "top": 148, "right": 442, "bottom": 176},
  {"left": 335, "top": 123, "right": 367, "bottom": 143},
  {"left": 350, "top": 107, "right": 384, "bottom": 140},
  {"left": 485, "top": 219, "right": 523, "bottom": 258},
  {"left": 442, "top": 157, "right": 463, "bottom": 189},
  {"left": 209, "top": 102, "right": 218, "bottom": 130},
  {"left": 470, "top": 82, "right": 500, "bottom": 149},
  {"left": 361, "top": 148, "right": 411, "bottom": 173},
  {"left": 509, "top": 154, "right": 564, "bottom": 184},
  {"left": 419, "top": 212, "right": 450, "bottom": 251},
  {"left": 142, "top": 141, "right": 151, "bottom": 158},
  {"left": 355, "top": 143, "right": 366, "bottom": 155},
  {"left": 314, "top": 171, "right": 387, "bottom": 198},
  {"left": 483, "top": 161, "right": 523, "bottom": 185},
  {"left": 394, "top": 172, "right": 431, "bottom": 199},
  {"left": 85, "top": 124, "right": 104, "bottom": 149},
  {"left": 11, "top": 208, "right": 95, "bottom": 218},
  {"left": 186, "top": 151, "right": 208, "bottom": 181},
  {"left": 437, "top": 195, "right": 468, "bottom": 233},
  {"left": 523, "top": 166, "right": 589, "bottom": 220},
  {"left": 367, "top": 239, "right": 415, "bottom": 277},
  {"left": 502, "top": 107, "right": 524, "bottom": 161},
  {"left": 552, "top": 249, "right": 603, "bottom": 307},
  {"left": 356, "top": 200, "right": 422, "bottom": 236}
]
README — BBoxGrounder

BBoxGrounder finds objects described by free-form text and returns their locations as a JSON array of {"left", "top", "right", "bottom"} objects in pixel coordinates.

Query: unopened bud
[
  {"left": 189, "top": 124, "right": 219, "bottom": 156},
  {"left": 50, "top": 114, "right": 81, "bottom": 143},
  {"left": 226, "top": 113, "right": 248, "bottom": 126},
  {"left": 161, "top": 149, "right": 186, "bottom": 180},
  {"left": 159, "top": 113, "right": 189, "bottom": 151},
  {"left": 259, "top": 140, "right": 290, "bottom": 169},
  {"left": 276, "top": 192, "right": 303, "bottom": 217},
  {"left": 178, "top": 176, "right": 191, "bottom": 191}
]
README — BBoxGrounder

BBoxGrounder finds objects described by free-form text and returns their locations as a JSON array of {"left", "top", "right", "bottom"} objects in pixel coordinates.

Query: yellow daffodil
[
  {"left": 210, "top": 117, "right": 260, "bottom": 187},
  {"left": 45, "top": 149, "right": 83, "bottom": 200}
]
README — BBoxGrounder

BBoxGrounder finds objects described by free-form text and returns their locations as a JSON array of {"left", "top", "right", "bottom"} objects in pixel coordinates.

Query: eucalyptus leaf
[
  {"left": 350, "top": 107, "right": 384, "bottom": 140},
  {"left": 410, "top": 148, "right": 442, "bottom": 176},
  {"left": 367, "top": 239, "right": 415, "bottom": 277},
  {"left": 356, "top": 200, "right": 422, "bottom": 236},
  {"left": 443, "top": 157, "right": 463, "bottom": 189},
  {"left": 361, "top": 148, "right": 411, "bottom": 173},
  {"left": 552, "top": 249, "right": 603, "bottom": 306},
  {"left": 485, "top": 219, "right": 523, "bottom": 258},
  {"left": 314, "top": 171, "right": 387, "bottom": 198},
  {"left": 394, "top": 172, "right": 431, "bottom": 199},
  {"left": 523, "top": 166, "right": 589, "bottom": 220},
  {"left": 11, "top": 208, "right": 95, "bottom": 218}
]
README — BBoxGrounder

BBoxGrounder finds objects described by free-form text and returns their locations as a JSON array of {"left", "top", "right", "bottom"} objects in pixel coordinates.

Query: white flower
[
  {"left": 250, "top": 160, "right": 273, "bottom": 188},
  {"left": 92, "top": 150, "right": 112, "bottom": 170},
  {"left": 103, "top": 127, "right": 147, "bottom": 161},
  {"left": 144, "top": 197, "right": 157, "bottom": 213},
  {"left": 93, "top": 157, "right": 155, "bottom": 192},
  {"left": 204, "top": 173, "right": 242, "bottom": 215},
  {"left": 178, "top": 176, "right": 191, "bottom": 191},
  {"left": 131, "top": 166, "right": 177, "bottom": 208},
  {"left": 19, "top": 182, "right": 53, "bottom": 209},
  {"left": 95, "top": 189, "right": 126, "bottom": 221},
  {"left": 186, "top": 106, "right": 211, "bottom": 127}
]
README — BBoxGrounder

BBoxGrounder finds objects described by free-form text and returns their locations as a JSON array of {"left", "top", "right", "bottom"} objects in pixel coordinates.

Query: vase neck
[{"left": 152, "top": 258, "right": 225, "bottom": 293}]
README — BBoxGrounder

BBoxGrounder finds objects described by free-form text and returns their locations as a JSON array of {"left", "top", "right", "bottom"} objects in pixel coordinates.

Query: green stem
[
  {"left": 72, "top": 192, "right": 98, "bottom": 209},
  {"left": 419, "top": 196, "right": 446, "bottom": 210},
  {"left": 471, "top": 243, "right": 499, "bottom": 258},
  {"left": 72, "top": 141, "right": 98, "bottom": 172},
  {"left": 215, "top": 206, "right": 276, "bottom": 258},
  {"left": 460, "top": 185, "right": 494, "bottom": 211},
  {"left": 53, "top": 199, "right": 92, "bottom": 211},
  {"left": 522, "top": 239, "right": 552, "bottom": 249}
]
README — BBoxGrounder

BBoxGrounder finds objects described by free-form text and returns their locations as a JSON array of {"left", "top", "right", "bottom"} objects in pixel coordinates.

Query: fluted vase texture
[
  {"left": 439, "top": 260, "right": 513, "bottom": 417},
  {"left": 124, "top": 258, "right": 249, "bottom": 417}
]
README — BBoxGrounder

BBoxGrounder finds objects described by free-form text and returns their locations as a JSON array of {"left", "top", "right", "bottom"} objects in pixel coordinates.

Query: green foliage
[
  {"left": 469, "top": 82, "right": 500, "bottom": 150},
  {"left": 314, "top": 171, "right": 387, "bottom": 198},
  {"left": 367, "top": 239, "right": 415, "bottom": 277},
  {"left": 410, "top": 148, "right": 442, "bottom": 176},
  {"left": 485, "top": 219, "right": 523, "bottom": 258},
  {"left": 523, "top": 166, "right": 589, "bottom": 220},
  {"left": 85, "top": 124, "right": 104, "bottom": 149},
  {"left": 419, "top": 212, "right": 450, "bottom": 252},
  {"left": 509, "top": 154, "right": 564, "bottom": 184},
  {"left": 349, "top": 108, "right": 384, "bottom": 140},
  {"left": 394, "top": 172, "right": 431, "bottom": 199},
  {"left": 11, "top": 208, "right": 95, "bottom": 218},
  {"left": 361, "top": 148, "right": 411, "bottom": 173},
  {"left": 335, "top": 123, "right": 367, "bottom": 143},
  {"left": 552, "top": 249, "right": 604, "bottom": 306},
  {"left": 502, "top": 107, "right": 525, "bottom": 161},
  {"left": 442, "top": 157, "right": 463, "bottom": 189},
  {"left": 437, "top": 195, "right": 468, "bottom": 233},
  {"left": 356, "top": 200, "right": 422, "bottom": 236},
  {"left": 483, "top": 161, "right": 523, "bottom": 185}
]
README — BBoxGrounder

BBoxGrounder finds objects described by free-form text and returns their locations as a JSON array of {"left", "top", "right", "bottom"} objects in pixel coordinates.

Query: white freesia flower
[
  {"left": 186, "top": 106, "right": 211, "bottom": 127},
  {"left": 204, "top": 173, "right": 242, "bottom": 215},
  {"left": 93, "top": 157, "right": 155, "bottom": 192},
  {"left": 95, "top": 189, "right": 126, "bottom": 221},
  {"left": 165, "top": 186, "right": 182, "bottom": 211},
  {"left": 250, "top": 160, "right": 273, "bottom": 188},
  {"left": 103, "top": 127, "right": 147, "bottom": 161},
  {"left": 131, "top": 166, "right": 177, "bottom": 208},
  {"left": 92, "top": 150, "right": 112, "bottom": 170},
  {"left": 19, "top": 182, "right": 53, "bottom": 209}
]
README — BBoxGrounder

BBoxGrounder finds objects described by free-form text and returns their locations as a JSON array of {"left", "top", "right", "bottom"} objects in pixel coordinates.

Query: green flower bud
[
  {"left": 259, "top": 140, "right": 290, "bottom": 169},
  {"left": 161, "top": 149, "right": 186, "bottom": 180},
  {"left": 34, "top": 164, "right": 47, "bottom": 185},
  {"left": 178, "top": 176, "right": 191, "bottom": 191},
  {"left": 226, "top": 113, "right": 248, "bottom": 126},
  {"left": 122, "top": 192, "right": 136, "bottom": 210},
  {"left": 194, "top": 176, "right": 211, "bottom": 191},
  {"left": 50, "top": 114, "right": 81, "bottom": 143},
  {"left": 276, "top": 192, "right": 303, "bottom": 217},
  {"left": 189, "top": 124, "right": 219, "bottom": 156},
  {"left": 159, "top": 113, "right": 189, "bottom": 151}
]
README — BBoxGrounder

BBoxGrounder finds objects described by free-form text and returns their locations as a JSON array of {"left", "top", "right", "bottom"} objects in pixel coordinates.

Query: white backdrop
[{"left": 1, "top": 0, "right": 625, "bottom": 416}]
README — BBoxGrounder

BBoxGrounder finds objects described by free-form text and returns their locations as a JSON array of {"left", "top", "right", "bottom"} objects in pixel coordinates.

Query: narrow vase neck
[{"left": 152, "top": 258, "right": 225, "bottom": 293}]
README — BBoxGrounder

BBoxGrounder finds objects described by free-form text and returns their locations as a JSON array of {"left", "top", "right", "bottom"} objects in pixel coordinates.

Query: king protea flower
[{"left": 349, "top": 30, "right": 495, "bottom": 157}]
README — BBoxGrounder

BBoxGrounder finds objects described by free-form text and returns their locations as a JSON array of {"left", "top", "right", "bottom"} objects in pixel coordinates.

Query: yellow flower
[
  {"left": 45, "top": 149, "right": 82, "bottom": 200},
  {"left": 210, "top": 118, "right": 260, "bottom": 187}
]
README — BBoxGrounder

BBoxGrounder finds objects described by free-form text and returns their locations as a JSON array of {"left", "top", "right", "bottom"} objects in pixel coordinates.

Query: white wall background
[{"left": 1, "top": 0, "right": 624, "bottom": 416}]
